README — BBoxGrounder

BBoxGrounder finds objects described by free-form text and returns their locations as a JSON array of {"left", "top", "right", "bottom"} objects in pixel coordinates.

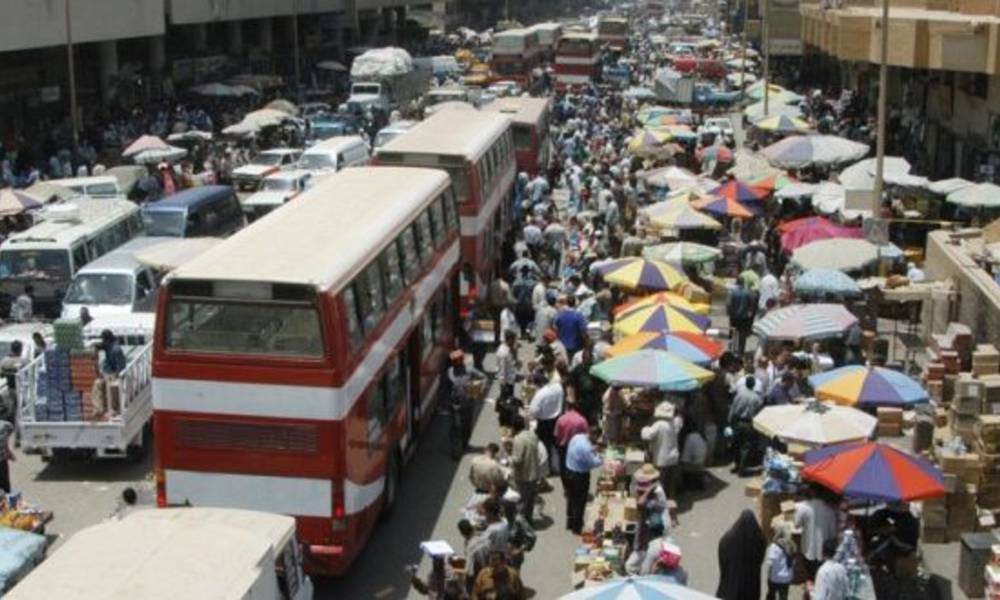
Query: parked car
[
  {"left": 231, "top": 148, "right": 302, "bottom": 191},
  {"left": 241, "top": 170, "right": 315, "bottom": 221}
]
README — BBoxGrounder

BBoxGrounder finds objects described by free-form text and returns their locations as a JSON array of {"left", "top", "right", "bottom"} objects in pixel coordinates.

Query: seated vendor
[{"left": 867, "top": 501, "right": 920, "bottom": 569}]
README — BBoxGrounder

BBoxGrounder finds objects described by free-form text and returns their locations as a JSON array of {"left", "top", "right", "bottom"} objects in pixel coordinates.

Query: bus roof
[
  {"left": 560, "top": 31, "right": 599, "bottom": 42},
  {"left": 2, "top": 199, "right": 138, "bottom": 250},
  {"left": 484, "top": 97, "right": 551, "bottom": 127},
  {"left": 599, "top": 16, "right": 629, "bottom": 24},
  {"left": 377, "top": 110, "right": 511, "bottom": 162},
  {"left": 143, "top": 186, "right": 232, "bottom": 214},
  {"left": 6, "top": 508, "right": 295, "bottom": 600},
  {"left": 169, "top": 167, "right": 451, "bottom": 292}
]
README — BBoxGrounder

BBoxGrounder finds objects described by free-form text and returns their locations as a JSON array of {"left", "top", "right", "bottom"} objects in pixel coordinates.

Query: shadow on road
[{"left": 32, "top": 451, "right": 152, "bottom": 483}]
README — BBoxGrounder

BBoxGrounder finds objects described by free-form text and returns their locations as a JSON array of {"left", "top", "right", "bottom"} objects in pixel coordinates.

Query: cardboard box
[
  {"left": 877, "top": 407, "right": 904, "bottom": 423},
  {"left": 878, "top": 423, "right": 903, "bottom": 437}
]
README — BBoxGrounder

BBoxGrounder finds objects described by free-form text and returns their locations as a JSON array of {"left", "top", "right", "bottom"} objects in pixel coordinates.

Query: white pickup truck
[{"left": 17, "top": 327, "right": 152, "bottom": 461}]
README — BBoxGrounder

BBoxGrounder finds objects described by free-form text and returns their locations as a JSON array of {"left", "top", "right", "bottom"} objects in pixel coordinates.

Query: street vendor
[{"left": 641, "top": 402, "right": 683, "bottom": 498}]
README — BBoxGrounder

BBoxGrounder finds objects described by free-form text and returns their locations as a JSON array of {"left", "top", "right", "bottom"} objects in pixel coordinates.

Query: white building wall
[
  {"left": 0, "top": 0, "right": 165, "bottom": 52},
  {"left": 167, "top": 0, "right": 346, "bottom": 23}
]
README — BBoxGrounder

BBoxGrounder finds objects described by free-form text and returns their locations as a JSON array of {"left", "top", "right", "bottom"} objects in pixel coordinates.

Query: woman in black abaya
[{"left": 716, "top": 509, "right": 767, "bottom": 600}]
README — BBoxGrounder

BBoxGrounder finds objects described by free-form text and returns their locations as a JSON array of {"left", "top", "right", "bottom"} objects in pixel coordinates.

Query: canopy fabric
[
  {"left": 838, "top": 157, "right": 911, "bottom": 191},
  {"left": 613, "top": 303, "right": 711, "bottom": 336},
  {"left": 729, "top": 152, "right": 784, "bottom": 181},
  {"left": 726, "top": 72, "right": 757, "bottom": 86},
  {"left": 558, "top": 575, "right": 721, "bottom": 600},
  {"left": 754, "top": 114, "right": 811, "bottom": 135},
  {"left": 642, "top": 241, "right": 722, "bottom": 266},
  {"left": 753, "top": 401, "right": 877, "bottom": 446},
  {"left": 791, "top": 238, "right": 882, "bottom": 271},
  {"left": 709, "top": 180, "right": 766, "bottom": 204},
  {"left": 590, "top": 350, "right": 714, "bottom": 391},
  {"left": 696, "top": 145, "right": 733, "bottom": 164},
  {"left": 591, "top": 257, "right": 687, "bottom": 291},
  {"left": 928, "top": 177, "right": 974, "bottom": 196},
  {"left": 643, "top": 166, "right": 699, "bottom": 190},
  {"left": 793, "top": 268, "right": 862, "bottom": 297},
  {"left": 762, "top": 135, "right": 870, "bottom": 169},
  {"left": 808, "top": 366, "right": 930, "bottom": 407},
  {"left": 121, "top": 134, "right": 170, "bottom": 158},
  {"left": 946, "top": 182, "right": 1000, "bottom": 208},
  {"left": 628, "top": 129, "right": 681, "bottom": 159},
  {"left": 802, "top": 442, "right": 945, "bottom": 502},
  {"left": 607, "top": 331, "right": 722, "bottom": 365},
  {"left": 752, "top": 303, "right": 858, "bottom": 342},
  {"left": 743, "top": 102, "right": 804, "bottom": 122},
  {"left": 691, "top": 195, "right": 755, "bottom": 219},
  {"left": 648, "top": 202, "right": 723, "bottom": 230},
  {"left": 167, "top": 131, "right": 213, "bottom": 143},
  {"left": 132, "top": 145, "right": 187, "bottom": 165},
  {"left": 811, "top": 182, "right": 847, "bottom": 216},
  {"left": 774, "top": 182, "right": 817, "bottom": 199},
  {"left": 0, "top": 189, "right": 44, "bottom": 216},
  {"left": 746, "top": 81, "right": 796, "bottom": 101},
  {"left": 780, "top": 218, "right": 862, "bottom": 253},
  {"left": 614, "top": 291, "right": 711, "bottom": 317}
]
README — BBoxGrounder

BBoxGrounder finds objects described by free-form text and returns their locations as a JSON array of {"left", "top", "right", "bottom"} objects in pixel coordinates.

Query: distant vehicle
[
  {"left": 299, "top": 102, "right": 332, "bottom": 118},
  {"left": 413, "top": 55, "right": 462, "bottom": 82},
  {"left": 0, "top": 200, "right": 144, "bottom": 317},
  {"left": 373, "top": 120, "right": 418, "bottom": 149},
  {"left": 46, "top": 176, "right": 121, "bottom": 200},
  {"left": 340, "top": 47, "right": 429, "bottom": 115},
  {"left": 231, "top": 148, "right": 303, "bottom": 191},
  {"left": 597, "top": 17, "right": 629, "bottom": 51},
  {"left": 306, "top": 116, "right": 362, "bottom": 144},
  {"left": 698, "top": 117, "right": 736, "bottom": 145},
  {"left": 141, "top": 186, "right": 246, "bottom": 239},
  {"left": 555, "top": 32, "right": 602, "bottom": 89},
  {"left": 671, "top": 57, "right": 726, "bottom": 79},
  {"left": 297, "top": 136, "right": 370, "bottom": 176},
  {"left": 60, "top": 238, "right": 165, "bottom": 320},
  {"left": 241, "top": 170, "right": 315, "bottom": 221},
  {"left": 424, "top": 86, "right": 473, "bottom": 114},
  {"left": 529, "top": 22, "right": 563, "bottom": 61},
  {"left": 484, "top": 96, "right": 552, "bottom": 176},
  {"left": 488, "top": 80, "right": 522, "bottom": 98},
  {"left": 490, "top": 28, "right": 542, "bottom": 87},
  {"left": 6, "top": 508, "right": 314, "bottom": 600}
]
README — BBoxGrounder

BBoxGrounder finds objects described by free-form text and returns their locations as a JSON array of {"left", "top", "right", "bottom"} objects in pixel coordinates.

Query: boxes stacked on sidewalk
[{"left": 876, "top": 407, "right": 903, "bottom": 437}]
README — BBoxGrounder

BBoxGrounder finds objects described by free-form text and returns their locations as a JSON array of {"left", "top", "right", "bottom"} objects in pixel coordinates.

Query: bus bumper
[{"left": 304, "top": 543, "right": 347, "bottom": 576}]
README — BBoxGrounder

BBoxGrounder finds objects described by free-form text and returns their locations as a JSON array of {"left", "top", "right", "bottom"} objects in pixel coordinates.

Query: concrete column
[
  {"left": 258, "top": 18, "right": 273, "bottom": 53},
  {"left": 148, "top": 35, "right": 166, "bottom": 77},
  {"left": 99, "top": 40, "right": 119, "bottom": 103},
  {"left": 190, "top": 23, "right": 208, "bottom": 53},
  {"left": 335, "top": 25, "right": 346, "bottom": 61},
  {"left": 227, "top": 20, "right": 244, "bottom": 55}
]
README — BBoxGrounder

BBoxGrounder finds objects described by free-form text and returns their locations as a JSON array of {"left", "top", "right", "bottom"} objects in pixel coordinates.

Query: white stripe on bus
[
  {"left": 556, "top": 74, "right": 593, "bottom": 84},
  {"left": 556, "top": 56, "right": 600, "bottom": 65},
  {"left": 165, "top": 469, "right": 334, "bottom": 517},
  {"left": 154, "top": 242, "right": 460, "bottom": 421}
]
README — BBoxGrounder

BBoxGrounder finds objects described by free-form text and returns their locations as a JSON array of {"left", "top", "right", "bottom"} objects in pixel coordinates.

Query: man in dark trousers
[{"left": 727, "top": 278, "right": 755, "bottom": 357}]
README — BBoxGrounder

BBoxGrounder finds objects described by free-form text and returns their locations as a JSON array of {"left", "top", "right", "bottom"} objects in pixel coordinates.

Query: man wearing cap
[
  {"left": 565, "top": 427, "right": 604, "bottom": 534},
  {"left": 641, "top": 402, "right": 683, "bottom": 499}
]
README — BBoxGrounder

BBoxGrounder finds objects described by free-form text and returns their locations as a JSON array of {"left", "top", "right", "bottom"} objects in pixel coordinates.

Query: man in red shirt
[{"left": 554, "top": 401, "right": 589, "bottom": 497}]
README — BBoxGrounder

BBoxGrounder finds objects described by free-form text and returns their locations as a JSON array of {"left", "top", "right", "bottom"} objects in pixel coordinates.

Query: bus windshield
[
  {"left": 64, "top": 273, "right": 132, "bottom": 305},
  {"left": 299, "top": 153, "right": 336, "bottom": 171},
  {"left": 165, "top": 299, "right": 324, "bottom": 358},
  {"left": 559, "top": 39, "right": 595, "bottom": 55},
  {"left": 0, "top": 249, "right": 71, "bottom": 280},
  {"left": 142, "top": 211, "right": 187, "bottom": 237}
]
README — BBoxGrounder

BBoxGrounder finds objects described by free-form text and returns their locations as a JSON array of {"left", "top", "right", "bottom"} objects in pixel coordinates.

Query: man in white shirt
[
  {"left": 495, "top": 330, "right": 519, "bottom": 428},
  {"left": 528, "top": 371, "right": 564, "bottom": 474},
  {"left": 680, "top": 429, "right": 708, "bottom": 490},
  {"left": 795, "top": 490, "right": 840, "bottom": 578},
  {"left": 641, "top": 402, "right": 683, "bottom": 498},
  {"left": 11, "top": 285, "right": 33, "bottom": 323},
  {"left": 812, "top": 538, "right": 848, "bottom": 600}
]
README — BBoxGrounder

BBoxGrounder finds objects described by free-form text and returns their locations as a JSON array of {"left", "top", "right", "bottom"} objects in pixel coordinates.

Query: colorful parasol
[
  {"left": 793, "top": 268, "right": 862, "bottom": 297},
  {"left": 606, "top": 331, "right": 723, "bottom": 365},
  {"left": 628, "top": 129, "right": 682, "bottom": 159},
  {"left": 754, "top": 114, "right": 811, "bottom": 135},
  {"left": 558, "top": 575, "right": 721, "bottom": 600},
  {"left": 648, "top": 203, "right": 723, "bottom": 231},
  {"left": 614, "top": 291, "right": 711, "bottom": 317},
  {"left": 808, "top": 366, "right": 930, "bottom": 408},
  {"left": 613, "top": 303, "right": 711, "bottom": 336},
  {"left": 753, "top": 401, "right": 877, "bottom": 447},
  {"left": 691, "top": 195, "right": 756, "bottom": 219},
  {"left": 752, "top": 303, "right": 857, "bottom": 342},
  {"left": 590, "top": 257, "right": 688, "bottom": 291},
  {"left": 590, "top": 350, "right": 715, "bottom": 391},
  {"left": 696, "top": 145, "right": 734, "bottom": 164},
  {"left": 709, "top": 180, "right": 766, "bottom": 204},
  {"left": 748, "top": 172, "right": 796, "bottom": 193},
  {"left": 780, "top": 217, "right": 863, "bottom": 252},
  {"left": 643, "top": 166, "right": 700, "bottom": 191},
  {"left": 642, "top": 242, "right": 722, "bottom": 267},
  {"left": 802, "top": 442, "right": 945, "bottom": 502}
]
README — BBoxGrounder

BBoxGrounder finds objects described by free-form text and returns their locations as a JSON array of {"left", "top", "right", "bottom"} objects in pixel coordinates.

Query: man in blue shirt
[
  {"left": 553, "top": 296, "right": 588, "bottom": 357},
  {"left": 565, "top": 427, "right": 604, "bottom": 534},
  {"left": 100, "top": 330, "right": 127, "bottom": 376}
]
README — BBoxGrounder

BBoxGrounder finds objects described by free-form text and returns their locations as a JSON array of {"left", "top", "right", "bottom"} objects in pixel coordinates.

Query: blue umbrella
[
  {"left": 559, "top": 576, "right": 719, "bottom": 600},
  {"left": 793, "top": 268, "right": 862, "bottom": 297}
]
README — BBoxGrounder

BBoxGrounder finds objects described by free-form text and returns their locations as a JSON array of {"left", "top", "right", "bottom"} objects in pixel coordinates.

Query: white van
[
  {"left": 297, "top": 135, "right": 369, "bottom": 176},
  {"left": 6, "top": 508, "right": 314, "bottom": 600},
  {"left": 47, "top": 176, "right": 121, "bottom": 200},
  {"left": 0, "top": 200, "right": 144, "bottom": 318},
  {"left": 60, "top": 237, "right": 169, "bottom": 320}
]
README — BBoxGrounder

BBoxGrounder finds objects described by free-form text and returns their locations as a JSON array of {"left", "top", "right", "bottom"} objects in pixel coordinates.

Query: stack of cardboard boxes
[{"left": 876, "top": 407, "right": 903, "bottom": 437}]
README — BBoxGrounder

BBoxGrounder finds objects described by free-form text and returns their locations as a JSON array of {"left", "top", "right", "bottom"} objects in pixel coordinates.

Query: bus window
[
  {"left": 442, "top": 191, "right": 458, "bottom": 234},
  {"left": 513, "top": 125, "right": 532, "bottom": 152},
  {"left": 385, "top": 355, "right": 404, "bottom": 418},
  {"left": 415, "top": 212, "right": 434, "bottom": 263},
  {"left": 380, "top": 245, "right": 403, "bottom": 304},
  {"left": 363, "top": 262, "right": 385, "bottom": 326},
  {"left": 399, "top": 227, "right": 420, "bottom": 282},
  {"left": 428, "top": 202, "right": 445, "bottom": 246},
  {"left": 341, "top": 286, "right": 364, "bottom": 351}
]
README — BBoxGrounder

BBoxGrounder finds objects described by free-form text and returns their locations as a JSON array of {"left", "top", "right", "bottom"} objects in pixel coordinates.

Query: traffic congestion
[{"left": 0, "top": 0, "right": 998, "bottom": 598}]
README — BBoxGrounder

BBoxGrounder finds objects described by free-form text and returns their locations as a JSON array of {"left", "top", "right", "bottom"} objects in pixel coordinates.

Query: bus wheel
[{"left": 380, "top": 450, "right": 401, "bottom": 521}]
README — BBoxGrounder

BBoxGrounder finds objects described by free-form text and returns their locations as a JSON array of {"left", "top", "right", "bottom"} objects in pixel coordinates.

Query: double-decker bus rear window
[{"left": 166, "top": 299, "right": 323, "bottom": 358}]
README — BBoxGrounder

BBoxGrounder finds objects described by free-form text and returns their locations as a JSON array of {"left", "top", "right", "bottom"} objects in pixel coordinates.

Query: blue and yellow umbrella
[
  {"left": 591, "top": 257, "right": 687, "bottom": 291},
  {"left": 590, "top": 350, "right": 715, "bottom": 391}
]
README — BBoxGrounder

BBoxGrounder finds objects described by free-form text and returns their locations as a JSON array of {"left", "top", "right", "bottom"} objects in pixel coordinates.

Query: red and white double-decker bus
[
  {"left": 555, "top": 32, "right": 603, "bottom": 89},
  {"left": 596, "top": 17, "right": 630, "bottom": 52},
  {"left": 490, "top": 28, "right": 541, "bottom": 87},
  {"left": 152, "top": 167, "right": 461, "bottom": 575},
  {"left": 485, "top": 96, "right": 552, "bottom": 177},
  {"left": 529, "top": 22, "right": 563, "bottom": 62},
  {"left": 376, "top": 109, "right": 516, "bottom": 313}
]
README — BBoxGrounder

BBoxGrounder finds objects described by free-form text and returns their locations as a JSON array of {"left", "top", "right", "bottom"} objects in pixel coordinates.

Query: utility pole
[
  {"left": 762, "top": 0, "right": 770, "bottom": 117},
  {"left": 292, "top": 0, "right": 301, "bottom": 101},
  {"left": 65, "top": 0, "right": 79, "bottom": 151},
  {"left": 873, "top": 0, "right": 890, "bottom": 216},
  {"left": 739, "top": 0, "right": 749, "bottom": 100}
]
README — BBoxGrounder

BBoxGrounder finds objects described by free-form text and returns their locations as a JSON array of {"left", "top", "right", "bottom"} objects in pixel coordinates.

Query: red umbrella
[
  {"left": 802, "top": 442, "right": 945, "bottom": 502},
  {"left": 696, "top": 145, "right": 733, "bottom": 164},
  {"left": 780, "top": 217, "right": 862, "bottom": 252},
  {"left": 691, "top": 195, "right": 756, "bottom": 219},
  {"left": 709, "top": 180, "right": 766, "bottom": 204}
]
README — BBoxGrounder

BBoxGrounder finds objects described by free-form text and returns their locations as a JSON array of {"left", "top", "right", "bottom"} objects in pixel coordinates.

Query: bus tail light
[
  {"left": 332, "top": 481, "right": 346, "bottom": 532},
  {"left": 155, "top": 468, "right": 166, "bottom": 507}
]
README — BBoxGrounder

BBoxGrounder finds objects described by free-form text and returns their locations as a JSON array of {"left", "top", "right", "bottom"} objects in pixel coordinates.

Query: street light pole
[
  {"left": 292, "top": 0, "right": 301, "bottom": 100},
  {"left": 763, "top": 0, "right": 771, "bottom": 117},
  {"left": 873, "top": 0, "right": 890, "bottom": 216},
  {"left": 739, "top": 0, "right": 749, "bottom": 100},
  {"left": 65, "top": 0, "right": 79, "bottom": 152}
]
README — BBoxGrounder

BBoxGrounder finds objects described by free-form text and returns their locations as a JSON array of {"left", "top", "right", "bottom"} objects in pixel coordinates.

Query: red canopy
[{"left": 779, "top": 216, "right": 862, "bottom": 252}]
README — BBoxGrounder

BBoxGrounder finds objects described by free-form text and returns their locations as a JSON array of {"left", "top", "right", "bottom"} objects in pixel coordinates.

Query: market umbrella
[
  {"left": 725, "top": 58, "right": 757, "bottom": 70},
  {"left": 265, "top": 98, "right": 299, "bottom": 116},
  {"left": 614, "top": 291, "right": 711, "bottom": 317},
  {"left": 242, "top": 108, "right": 295, "bottom": 129},
  {"left": 753, "top": 401, "right": 877, "bottom": 446},
  {"left": 648, "top": 202, "right": 723, "bottom": 231},
  {"left": 0, "top": 189, "right": 44, "bottom": 216},
  {"left": 25, "top": 182, "right": 74, "bottom": 202},
  {"left": 696, "top": 145, "right": 734, "bottom": 164},
  {"left": 746, "top": 81, "right": 795, "bottom": 101},
  {"left": 642, "top": 241, "right": 722, "bottom": 266},
  {"left": 709, "top": 180, "right": 766, "bottom": 204},
  {"left": 838, "top": 157, "right": 911, "bottom": 191},
  {"left": 774, "top": 182, "right": 817, "bottom": 200},
  {"left": 643, "top": 166, "right": 700, "bottom": 191},
  {"left": 591, "top": 257, "right": 688, "bottom": 291},
  {"left": 752, "top": 303, "right": 858, "bottom": 342},
  {"left": 691, "top": 195, "right": 755, "bottom": 219},
  {"left": 648, "top": 124, "right": 698, "bottom": 142},
  {"left": 613, "top": 303, "right": 711, "bottom": 336},
  {"left": 802, "top": 442, "right": 945, "bottom": 502},
  {"left": 590, "top": 350, "right": 714, "bottom": 391},
  {"left": 793, "top": 268, "right": 862, "bottom": 297},
  {"left": 644, "top": 114, "right": 685, "bottom": 127},
  {"left": 748, "top": 172, "right": 796, "bottom": 193},
  {"left": 607, "top": 331, "right": 723, "bottom": 365},
  {"left": 167, "top": 131, "right": 213, "bottom": 143},
  {"left": 946, "top": 182, "right": 1000, "bottom": 209},
  {"left": 628, "top": 129, "right": 680, "bottom": 159},
  {"left": 928, "top": 177, "right": 974, "bottom": 196},
  {"left": 754, "top": 114, "right": 811, "bottom": 135},
  {"left": 790, "top": 238, "right": 881, "bottom": 271},
  {"left": 780, "top": 218, "right": 863, "bottom": 253},
  {"left": 132, "top": 145, "right": 187, "bottom": 165},
  {"left": 558, "top": 575, "right": 720, "bottom": 600},
  {"left": 811, "top": 182, "right": 848, "bottom": 216},
  {"left": 743, "top": 102, "right": 804, "bottom": 122},
  {"left": 762, "top": 135, "right": 870, "bottom": 170},
  {"left": 121, "top": 134, "right": 170, "bottom": 158},
  {"left": 808, "top": 366, "right": 930, "bottom": 408}
]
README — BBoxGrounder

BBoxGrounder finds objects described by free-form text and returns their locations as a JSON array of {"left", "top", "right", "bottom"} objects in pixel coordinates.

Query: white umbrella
[
  {"left": 132, "top": 145, "right": 187, "bottom": 165},
  {"left": 775, "top": 182, "right": 818, "bottom": 199},
  {"left": 743, "top": 101, "right": 803, "bottom": 122},
  {"left": 928, "top": 177, "right": 973, "bottom": 196},
  {"left": 167, "top": 131, "right": 213, "bottom": 143},
  {"left": 316, "top": 60, "right": 348, "bottom": 72},
  {"left": 725, "top": 58, "right": 757, "bottom": 70},
  {"left": 221, "top": 121, "right": 259, "bottom": 137},
  {"left": 726, "top": 72, "right": 757, "bottom": 87},
  {"left": 559, "top": 576, "right": 719, "bottom": 600},
  {"left": 242, "top": 108, "right": 294, "bottom": 129},
  {"left": 791, "top": 238, "right": 882, "bottom": 271},
  {"left": 762, "top": 135, "right": 870, "bottom": 170},
  {"left": 754, "top": 401, "right": 877, "bottom": 446},
  {"left": 946, "top": 182, "right": 1000, "bottom": 208},
  {"left": 265, "top": 99, "right": 299, "bottom": 116},
  {"left": 121, "top": 134, "right": 170, "bottom": 158},
  {"left": 812, "top": 182, "right": 846, "bottom": 215},
  {"left": 643, "top": 166, "right": 700, "bottom": 190},
  {"left": 838, "top": 157, "right": 911, "bottom": 190}
]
